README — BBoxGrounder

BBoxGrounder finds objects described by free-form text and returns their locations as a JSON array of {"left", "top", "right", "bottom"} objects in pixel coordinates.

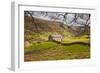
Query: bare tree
[{"left": 25, "top": 11, "right": 40, "bottom": 33}]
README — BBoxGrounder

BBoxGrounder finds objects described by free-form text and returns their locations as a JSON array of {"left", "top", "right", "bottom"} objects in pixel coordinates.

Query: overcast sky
[{"left": 25, "top": 11, "right": 90, "bottom": 26}]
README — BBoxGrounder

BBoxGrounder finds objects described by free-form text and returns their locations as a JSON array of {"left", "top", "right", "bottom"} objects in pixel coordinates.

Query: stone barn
[{"left": 48, "top": 34, "right": 63, "bottom": 42}]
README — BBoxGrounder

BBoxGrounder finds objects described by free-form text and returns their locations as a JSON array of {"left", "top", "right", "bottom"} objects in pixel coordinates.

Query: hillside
[
  {"left": 24, "top": 16, "right": 68, "bottom": 34},
  {"left": 25, "top": 16, "right": 90, "bottom": 36}
]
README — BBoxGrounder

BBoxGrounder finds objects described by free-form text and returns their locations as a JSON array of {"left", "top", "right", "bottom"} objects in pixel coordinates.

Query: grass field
[{"left": 24, "top": 41, "right": 90, "bottom": 61}]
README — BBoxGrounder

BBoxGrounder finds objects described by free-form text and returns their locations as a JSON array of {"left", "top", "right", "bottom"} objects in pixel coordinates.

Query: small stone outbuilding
[{"left": 48, "top": 34, "right": 63, "bottom": 42}]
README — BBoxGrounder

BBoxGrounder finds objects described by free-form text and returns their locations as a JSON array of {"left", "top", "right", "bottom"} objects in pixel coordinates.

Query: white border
[{"left": 11, "top": 2, "right": 97, "bottom": 71}]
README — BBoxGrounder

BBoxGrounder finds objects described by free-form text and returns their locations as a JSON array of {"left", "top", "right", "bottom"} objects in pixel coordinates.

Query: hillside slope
[
  {"left": 25, "top": 16, "right": 90, "bottom": 36},
  {"left": 24, "top": 16, "right": 68, "bottom": 34}
]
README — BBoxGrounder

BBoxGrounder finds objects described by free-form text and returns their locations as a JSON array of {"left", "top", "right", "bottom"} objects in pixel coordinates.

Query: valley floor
[{"left": 24, "top": 41, "right": 90, "bottom": 61}]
